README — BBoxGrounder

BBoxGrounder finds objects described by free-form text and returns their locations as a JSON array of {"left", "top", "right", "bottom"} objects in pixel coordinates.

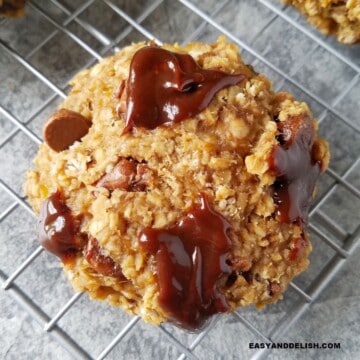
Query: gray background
[{"left": 0, "top": 0, "right": 359, "bottom": 359}]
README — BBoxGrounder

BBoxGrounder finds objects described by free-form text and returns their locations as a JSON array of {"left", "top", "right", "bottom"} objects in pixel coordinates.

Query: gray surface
[{"left": 0, "top": 0, "right": 360, "bottom": 359}]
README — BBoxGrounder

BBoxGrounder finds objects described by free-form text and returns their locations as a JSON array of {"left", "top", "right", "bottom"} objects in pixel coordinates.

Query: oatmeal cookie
[
  {"left": 24, "top": 37, "right": 329, "bottom": 330},
  {"left": 284, "top": 0, "right": 360, "bottom": 44},
  {"left": 0, "top": 0, "right": 27, "bottom": 17}
]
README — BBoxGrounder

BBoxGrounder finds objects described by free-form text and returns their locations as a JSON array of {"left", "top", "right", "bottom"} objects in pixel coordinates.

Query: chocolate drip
[
  {"left": 37, "top": 191, "right": 83, "bottom": 262},
  {"left": 139, "top": 194, "right": 232, "bottom": 330},
  {"left": 270, "top": 116, "right": 321, "bottom": 225}
]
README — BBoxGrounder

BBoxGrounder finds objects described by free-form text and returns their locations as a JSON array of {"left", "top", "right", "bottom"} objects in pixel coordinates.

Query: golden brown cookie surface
[
  {"left": 24, "top": 37, "right": 329, "bottom": 329},
  {"left": 284, "top": 0, "right": 360, "bottom": 44}
]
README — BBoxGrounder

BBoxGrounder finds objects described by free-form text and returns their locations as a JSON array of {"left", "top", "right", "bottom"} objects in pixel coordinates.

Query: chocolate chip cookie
[{"left": 24, "top": 37, "right": 330, "bottom": 329}]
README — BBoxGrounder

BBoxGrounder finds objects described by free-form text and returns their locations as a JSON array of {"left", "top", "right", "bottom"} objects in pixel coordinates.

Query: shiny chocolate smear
[
  {"left": 37, "top": 191, "right": 83, "bottom": 263},
  {"left": 123, "top": 46, "right": 246, "bottom": 132},
  {"left": 269, "top": 116, "right": 321, "bottom": 225},
  {"left": 139, "top": 194, "right": 232, "bottom": 330}
]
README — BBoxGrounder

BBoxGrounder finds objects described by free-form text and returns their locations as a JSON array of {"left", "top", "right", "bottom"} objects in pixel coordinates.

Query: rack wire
[{"left": 1, "top": 0, "right": 359, "bottom": 359}]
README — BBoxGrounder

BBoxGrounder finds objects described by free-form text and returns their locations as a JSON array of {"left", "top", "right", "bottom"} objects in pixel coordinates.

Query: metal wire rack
[{"left": 0, "top": 0, "right": 359, "bottom": 359}]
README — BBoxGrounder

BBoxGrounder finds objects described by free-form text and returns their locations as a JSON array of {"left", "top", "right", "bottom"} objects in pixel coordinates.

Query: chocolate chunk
[
  {"left": 139, "top": 193, "right": 232, "bottom": 330},
  {"left": 96, "top": 157, "right": 150, "bottom": 192},
  {"left": 43, "top": 109, "right": 91, "bottom": 152},
  {"left": 123, "top": 46, "right": 246, "bottom": 132},
  {"left": 37, "top": 191, "right": 84, "bottom": 262},
  {"left": 84, "top": 237, "right": 125, "bottom": 279}
]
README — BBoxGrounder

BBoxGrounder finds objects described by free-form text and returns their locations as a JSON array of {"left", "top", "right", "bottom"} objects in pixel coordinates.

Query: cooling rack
[{"left": 1, "top": 0, "right": 359, "bottom": 359}]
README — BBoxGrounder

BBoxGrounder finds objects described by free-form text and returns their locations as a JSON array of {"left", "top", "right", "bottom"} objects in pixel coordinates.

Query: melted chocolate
[
  {"left": 270, "top": 116, "right": 320, "bottom": 225},
  {"left": 37, "top": 191, "right": 83, "bottom": 262},
  {"left": 139, "top": 194, "right": 232, "bottom": 330},
  {"left": 123, "top": 46, "right": 246, "bottom": 132}
]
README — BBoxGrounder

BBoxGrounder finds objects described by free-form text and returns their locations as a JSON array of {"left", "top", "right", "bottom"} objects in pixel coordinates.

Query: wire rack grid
[{"left": 0, "top": 0, "right": 359, "bottom": 359}]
